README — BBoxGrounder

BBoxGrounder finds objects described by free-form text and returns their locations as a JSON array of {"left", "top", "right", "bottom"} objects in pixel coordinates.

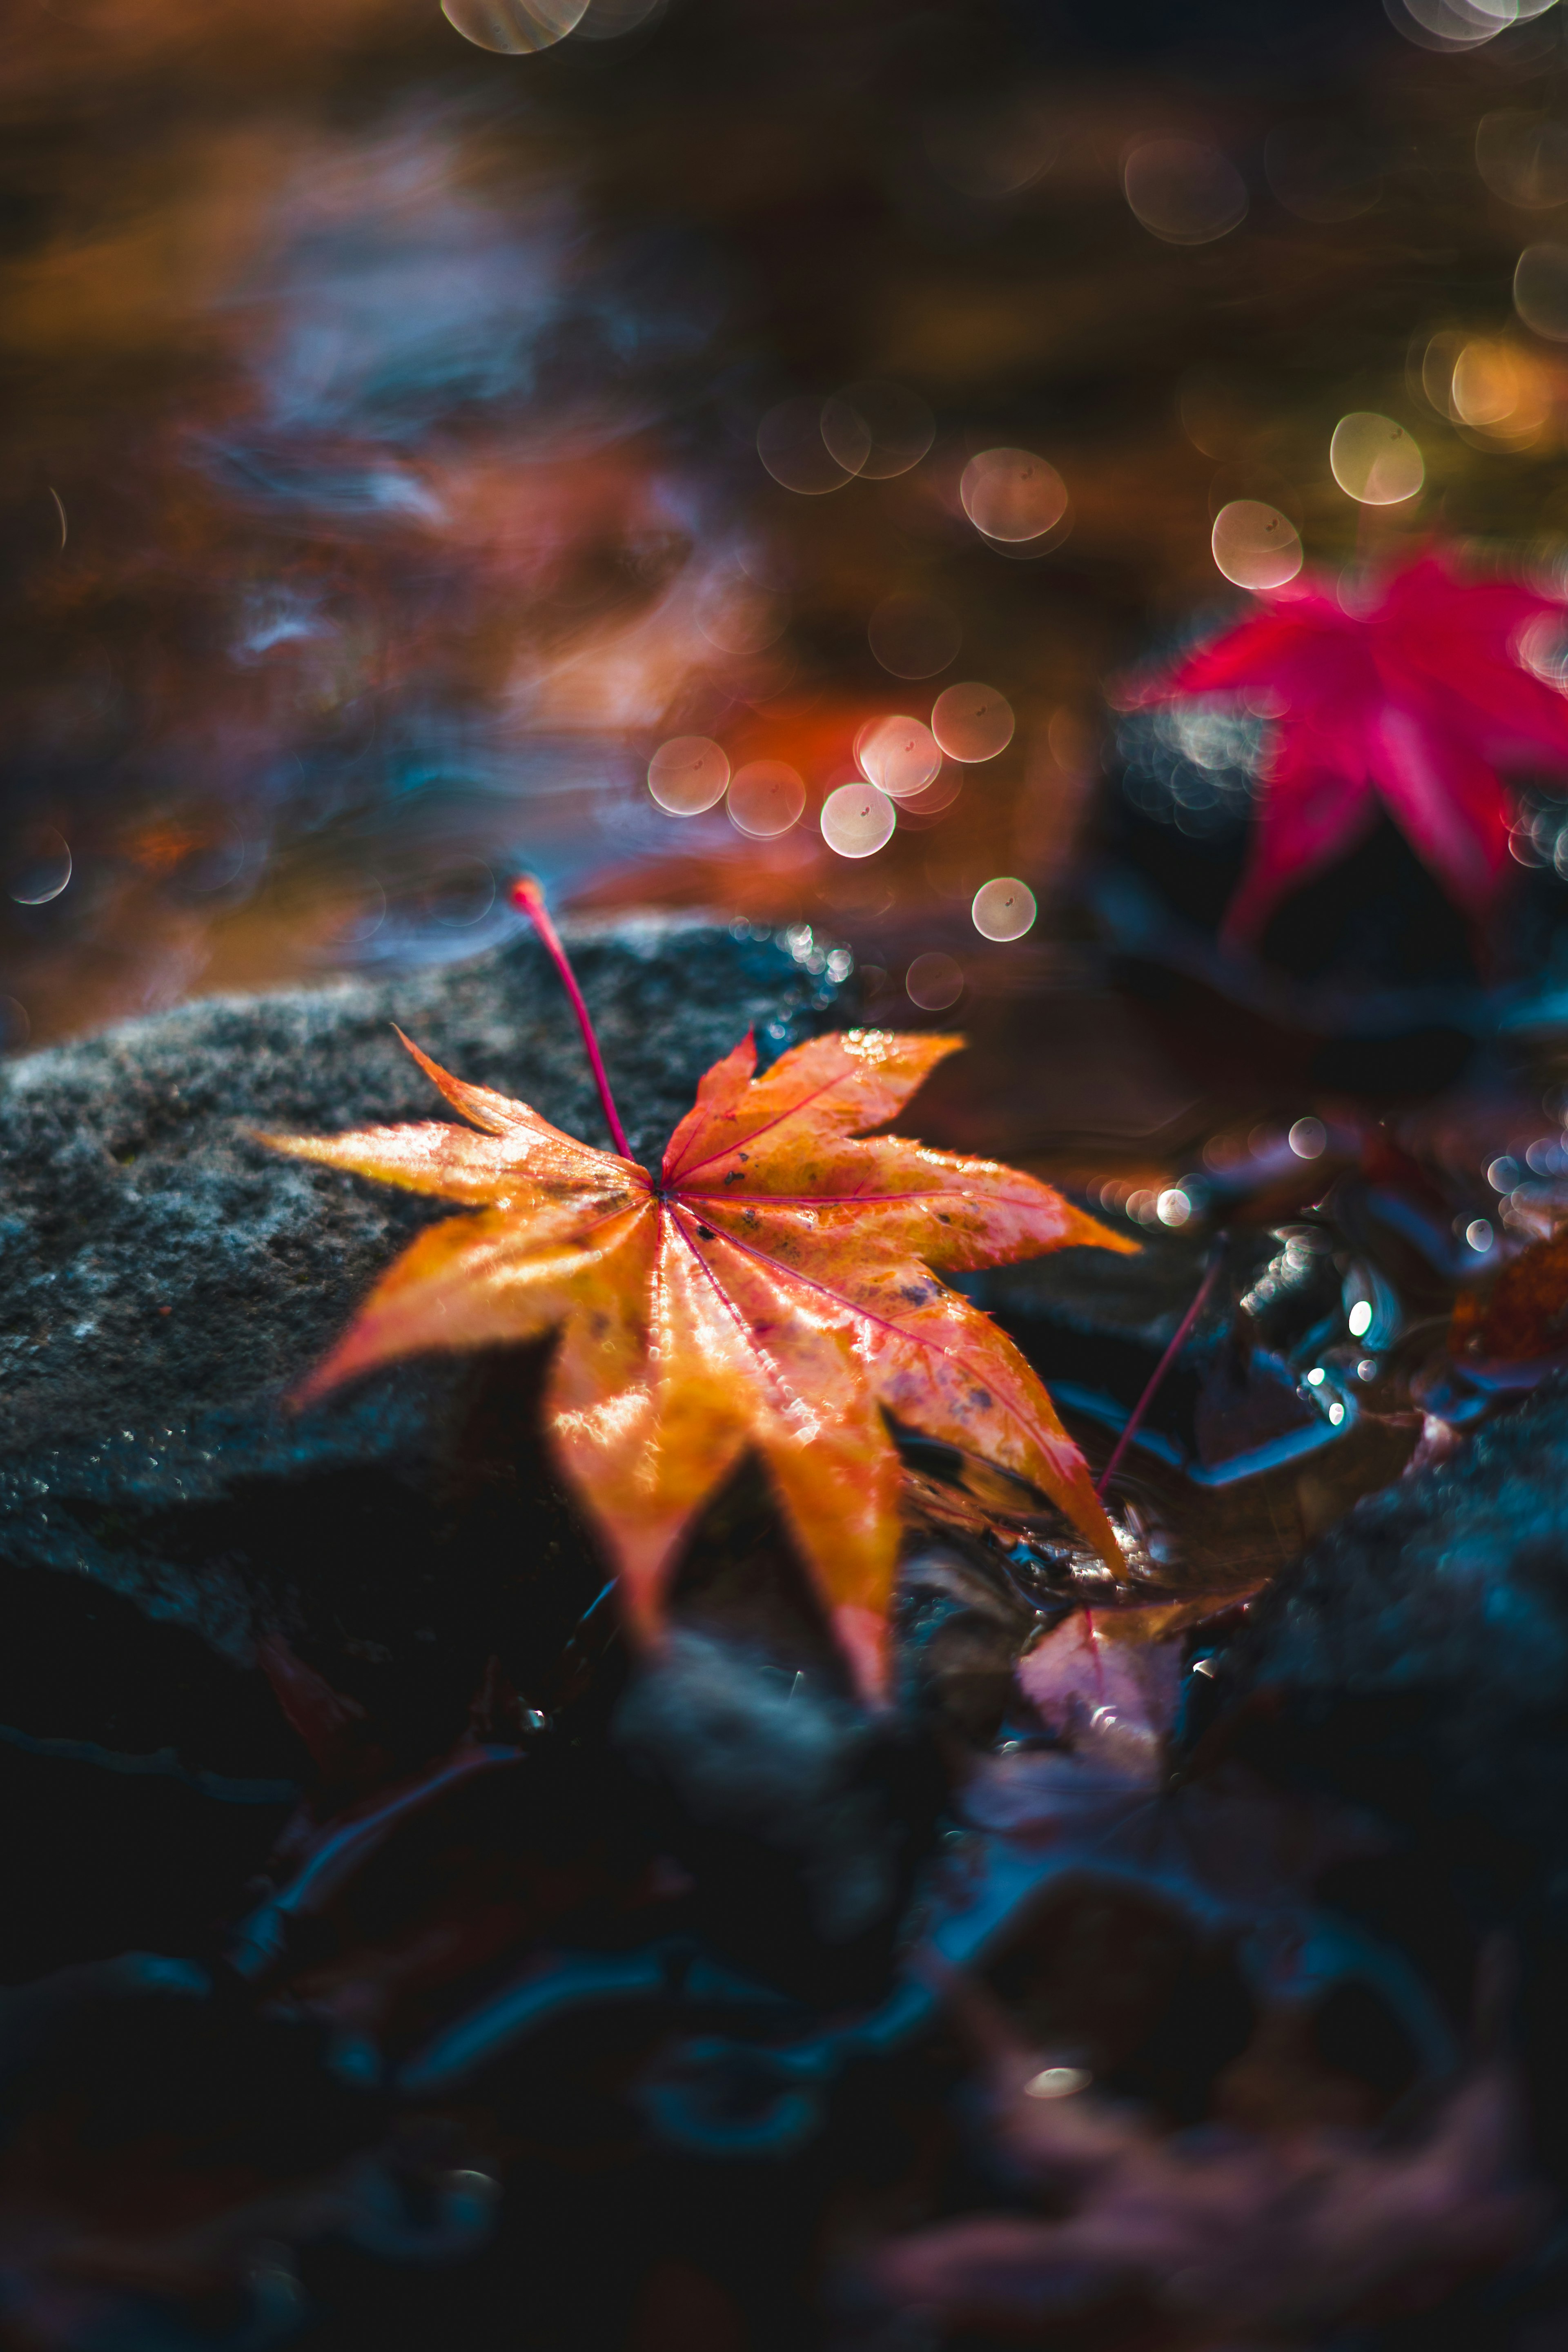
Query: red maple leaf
[
  {"left": 1149, "top": 552, "right": 1568, "bottom": 947},
  {"left": 262, "top": 883, "right": 1131, "bottom": 1702}
]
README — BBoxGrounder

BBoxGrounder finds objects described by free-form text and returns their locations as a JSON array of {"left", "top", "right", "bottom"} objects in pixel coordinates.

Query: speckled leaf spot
[{"left": 262, "top": 1021, "right": 1133, "bottom": 1701}]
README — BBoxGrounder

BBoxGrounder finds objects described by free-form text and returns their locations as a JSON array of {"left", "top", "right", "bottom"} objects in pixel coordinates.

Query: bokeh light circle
[
  {"left": 573, "top": 0, "right": 664, "bottom": 37},
  {"left": 858, "top": 714, "right": 942, "bottom": 798},
  {"left": 821, "top": 783, "right": 896, "bottom": 859},
  {"left": 1123, "top": 137, "right": 1248, "bottom": 245},
  {"left": 757, "top": 398, "right": 859, "bottom": 494},
  {"left": 6, "top": 826, "right": 71, "bottom": 906},
  {"left": 1385, "top": 0, "right": 1510, "bottom": 48},
  {"left": 868, "top": 592, "right": 960, "bottom": 679},
  {"left": 1515, "top": 245, "right": 1568, "bottom": 342},
  {"left": 822, "top": 383, "right": 935, "bottom": 481},
  {"left": 906, "top": 952, "right": 964, "bottom": 1011},
  {"left": 695, "top": 575, "right": 789, "bottom": 655},
  {"left": 441, "top": 0, "right": 590, "bottom": 53},
  {"left": 1329, "top": 413, "right": 1424, "bottom": 505},
  {"left": 924, "top": 99, "right": 1058, "bottom": 200},
  {"left": 425, "top": 861, "right": 496, "bottom": 928},
  {"left": 1211, "top": 499, "right": 1303, "bottom": 590},
  {"left": 648, "top": 737, "right": 730, "bottom": 815},
  {"left": 959, "top": 448, "right": 1068, "bottom": 542},
  {"left": 336, "top": 880, "right": 386, "bottom": 945},
  {"left": 1477, "top": 113, "right": 1568, "bottom": 209},
  {"left": 1263, "top": 121, "right": 1382, "bottom": 223},
  {"left": 898, "top": 768, "right": 962, "bottom": 817},
  {"left": 727, "top": 760, "right": 806, "bottom": 838},
  {"left": 1450, "top": 341, "right": 1548, "bottom": 439},
  {"left": 931, "top": 682, "right": 1015, "bottom": 763},
  {"left": 971, "top": 877, "right": 1037, "bottom": 940}
]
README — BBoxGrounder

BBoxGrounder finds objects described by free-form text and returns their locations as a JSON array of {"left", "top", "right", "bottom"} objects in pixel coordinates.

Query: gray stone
[
  {"left": 0, "top": 918, "right": 844, "bottom": 1834},
  {"left": 0, "top": 915, "right": 836, "bottom": 1459}
]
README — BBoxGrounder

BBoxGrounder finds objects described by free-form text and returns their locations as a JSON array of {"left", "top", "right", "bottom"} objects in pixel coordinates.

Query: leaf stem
[
  {"left": 510, "top": 876, "right": 634, "bottom": 1160},
  {"left": 1095, "top": 1247, "right": 1223, "bottom": 1499}
]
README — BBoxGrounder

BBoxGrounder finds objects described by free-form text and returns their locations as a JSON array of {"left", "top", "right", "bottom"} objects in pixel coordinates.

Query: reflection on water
[{"left": 4, "top": 0, "right": 1568, "bottom": 1109}]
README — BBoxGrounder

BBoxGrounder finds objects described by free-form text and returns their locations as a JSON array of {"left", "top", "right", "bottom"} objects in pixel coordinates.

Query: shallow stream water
[{"left": 4, "top": 0, "right": 1568, "bottom": 1167}]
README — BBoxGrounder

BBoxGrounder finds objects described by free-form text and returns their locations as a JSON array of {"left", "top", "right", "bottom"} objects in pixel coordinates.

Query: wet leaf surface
[{"left": 267, "top": 1026, "right": 1134, "bottom": 1694}]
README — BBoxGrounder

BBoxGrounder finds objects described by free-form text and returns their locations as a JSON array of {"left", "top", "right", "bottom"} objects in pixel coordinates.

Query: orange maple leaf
[{"left": 262, "top": 891, "right": 1133, "bottom": 1699}]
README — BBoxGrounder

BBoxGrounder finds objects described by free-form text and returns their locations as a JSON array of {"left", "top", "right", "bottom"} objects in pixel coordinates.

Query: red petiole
[
  {"left": 510, "top": 875, "right": 634, "bottom": 1162},
  {"left": 1095, "top": 1249, "right": 1223, "bottom": 1500}
]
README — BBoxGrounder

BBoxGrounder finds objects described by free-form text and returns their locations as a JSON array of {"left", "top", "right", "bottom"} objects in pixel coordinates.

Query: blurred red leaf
[{"left": 1153, "top": 552, "right": 1568, "bottom": 946}]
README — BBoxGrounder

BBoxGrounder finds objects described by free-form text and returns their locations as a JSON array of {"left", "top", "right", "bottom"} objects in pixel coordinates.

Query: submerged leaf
[
  {"left": 1452, "top": 1224, "right": 1568, "bottom": 1366},
  {"left": 1015, "top": 1608, "right": 1183, "bottom": 1785},
  {"left": 866, "top": 1990, "right": 1542, "bottom": 2341},
  {"left": 264, "top": 1027, "right": 1133, "bottom": 1697}
]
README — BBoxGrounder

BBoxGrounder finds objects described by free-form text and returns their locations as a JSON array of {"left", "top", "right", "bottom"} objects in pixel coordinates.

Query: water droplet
[{"left": 648, "top": 737, "right": 730, "bottom": 815}]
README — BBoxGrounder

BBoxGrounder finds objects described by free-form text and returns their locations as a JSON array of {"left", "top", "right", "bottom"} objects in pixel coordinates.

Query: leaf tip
[
  {"left": 246, "top": 1124, "right": 308, "bottom": 1160},
  {"left": 284, "top": 1353, "right": 345, "bottom": 1414}
]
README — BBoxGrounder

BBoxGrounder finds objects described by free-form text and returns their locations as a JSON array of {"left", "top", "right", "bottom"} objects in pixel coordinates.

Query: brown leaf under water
[
  {"left": 1452, "top": 1225, "right": 1568, "bottom": 1365},
  {"left": 866, "top": 1969, "right": 1547, "bottom": 2344}
]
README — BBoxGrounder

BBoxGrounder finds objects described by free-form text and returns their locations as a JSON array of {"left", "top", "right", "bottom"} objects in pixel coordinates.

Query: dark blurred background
[{"left": 3, "top": 0, "right": 1566, "bottom": 1143}]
